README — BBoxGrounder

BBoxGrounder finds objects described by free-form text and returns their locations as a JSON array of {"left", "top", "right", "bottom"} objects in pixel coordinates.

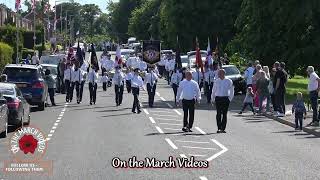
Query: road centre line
[
  {"left": 156, "top": 92, "right": 160, "bottom": 96},
  {"left": 199, "top": 176, "right": 208, "bottom": 180},
  {"left": 175, "top": 140, "right": 210, "bottom": 144},
  {"left": 206, "top": 139, "right": 228, "bottom": 162},
  {"left": 159, "top": 123, "right": 181, "bottom": 126},
  {"left": 50, "top": 130, "right": 55, "bottom": 133},
  {"left": 180, "top": 154, "right": 188, "bottom": 158},
  {"left": 56, "top": 120, "right": 60, "bottom": 123},
  {"left": 149, "top": 110, "right": 175, "bottom": 113},
  {"left": 149, "top": 117, "right": 156, "bottom": 124},
  {"left": 165, "top": 138, "right": 178, "bottom": 149},
  {"left": 153, "top": 114, "right": 179, "bottom": 117},
  {"left": 57, "top": 117, "right": 62, "bottom": 120},
  {"left": 188, "top": 154, "right": 207, "bottom": 157},
  {"left": 164, "top": 127, "right": 182, "bottom": 131},
  {"left": 54, "top": 123, "right": 58, "bottom": 126},
  {"left": 195, "top": 127, "right": 207, "bottom": 135},
  {"left": 166, "top": 103, "right": 173, "bottom": 108},
  {"left": 155, "top": 126, "right": 164, "bottom": 134},
  {"left": 158, "top": 119, "right": 182, "bottom": 122},
  {"left": 182, "top": 146, "right": 216, "bottom": 150},
  {"left": 160, "top": 97, "right": 166, "bottom": 101}
]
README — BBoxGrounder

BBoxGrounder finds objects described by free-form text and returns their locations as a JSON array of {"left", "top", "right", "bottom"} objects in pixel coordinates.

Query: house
[{"left": 0, "top": 4, "right": 33, "bottom": 31}]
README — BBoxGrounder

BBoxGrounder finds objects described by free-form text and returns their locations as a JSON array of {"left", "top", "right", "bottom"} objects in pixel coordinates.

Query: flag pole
[
  {"left": 33, "top": 7, "right": 36, "bottom": 55},
  {"left": 16, "top": 12, "right": 19, "bottom": 64}
]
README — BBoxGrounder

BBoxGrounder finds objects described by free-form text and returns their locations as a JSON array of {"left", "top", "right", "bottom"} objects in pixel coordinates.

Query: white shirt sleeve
[
  {"left": 229, "top": 80, "right": 234, "bottom": 101},
  {"left": 176, "top": 81, "right": 183, "bottom": 100},
  {"left": 211, "top": 80, "right": 217, "bottom": 102}
]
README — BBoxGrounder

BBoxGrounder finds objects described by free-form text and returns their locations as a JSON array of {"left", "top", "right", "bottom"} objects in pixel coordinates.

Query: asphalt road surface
[{"left": 0, "top": 53, "right": 320, "bottom": 180}]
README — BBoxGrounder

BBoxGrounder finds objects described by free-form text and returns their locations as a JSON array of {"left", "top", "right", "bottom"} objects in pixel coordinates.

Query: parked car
[
  {"left": 0, "top": 83, "right": 30, "bottom": 128},
  {"left": 188, "top": 50, "right": 207, "bottom": 71},
  {"left": 181, "top": 55, "right": 189, "bottom": 68},
  {"left": 2, "top": 64, "right": 48, "bottom": 110},
  {"left": 39, "top": 54, "right": 65, "bottom": 65},
  {"left": 0, "top": 92, "right": 8, "bottom": 138},
  {"left": 222, "top": 65, "right": 246, "bottom": 94},
  {"left": 41, "top": 64, "right": 60, "bottom": 92}
]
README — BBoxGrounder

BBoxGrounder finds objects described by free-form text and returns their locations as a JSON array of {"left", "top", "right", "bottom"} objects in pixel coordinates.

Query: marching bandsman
[
  {"left": 192, "top": 66, "right": 204, "bottom": 92},
  {"left": 204, "top": 65, "right": 216, "bottom": 103},
  {"left": 104, "top": 54, "right": 114, "bottom": 87},
  {"left": 131, "top": 68, "right": 144, "bottom": 114},
  {"left": 145, "top": 65, "right": 159, "bottom": 107},
  {"left": 125, "top": 68, "right": 134, "bottom": 93},
  {"left": 88, "top": 66, "right": 99, "bottom": 105},
  {"left": 101, "top": 73, "right": 109, "bottom": 91},
  {"left": 79, "top": 61, "right": 88, "bottom": 102},
  {"left": 171, "top": 68, "right": 183, "bottom": 106},
  {"left": 165, "top": 54, "right": 176, "bottom": 85},
  {"left": 100, "top": 49, "right": 109, "bottom": 76},
  {"left": 64, "top": 63, "right": 74, "bottom": 102},
  {"left": 113, "top": 66, "right": 125, "bottom": 106},
  {"left": 72, "top": 63, "right": 85, "bottom": 104}
]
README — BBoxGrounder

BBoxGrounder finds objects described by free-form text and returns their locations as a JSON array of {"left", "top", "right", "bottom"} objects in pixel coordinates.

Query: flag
[
  {"left": 206, "top": 37, "right": 212, "bottom": 66},
  {"left": 15, "top": 0, "right": 21, "bottom": 11},
  {"left": 90, "top": 44, "right": 98, "bottom": 70},
  {"left": 115, "top": 45, "right": 122, "bottom": 65},
  {"left": 175, "top": 36, "right": 182, "bottom": 69},
  {"left": 32, "top": 0, "right": 36, "bottom": 11},
  {"left": 195, "top": 37, "right": 204, "bottom": 73},
  {"left": 76, "top": 41, "right": 84, "bottom": 65}
]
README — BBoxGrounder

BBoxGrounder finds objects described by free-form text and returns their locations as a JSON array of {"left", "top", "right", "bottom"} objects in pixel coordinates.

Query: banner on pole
[{"left": 142, "top": 40, "right": 160, "bottom": 64}]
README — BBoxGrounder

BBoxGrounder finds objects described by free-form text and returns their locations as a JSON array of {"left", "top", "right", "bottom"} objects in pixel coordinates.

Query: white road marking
[
  {"left": 143, "top": 109, "right": 149, "bottom": 115},
  {"left": 155, "top": 126, "right": 164, "bottom": 134},
  {"left": 59, "top": 114, "right": 63, "bottom": 117},
  {"left": 52, "top": 126, "right": 57, "bottom": 129},
  {"left": 149, "top": 117, "right": 156, "bottom": 124},
  {"left": 46, "top": 138, "right": 51, "bottom": 141},
  {"left": 165, "top": 138, "right": 178, "bottom": 149},
  {"left": 156, "top": 92, "right": 160, "bottom": 96},
  {"left": 199, "top": 176, "right": 208, "bottom": 180},
  {"left": 160, "top": 97, "right": 166, "bottom": 101},
  {"left": 166, "top": 103, "right": 173, "bottom": 108},
  {"left": 206, "top": 139, "right": 228, "bottom": 161},
  {"left": 50, "top": 130, "right": 55, "bottom": 133},
  {"left": 164, "top": 127, "right": 181, "bottom": 131},
  {"left": 158, "top": 119, "right": 182, "bottom": 122},
  {"left": 153, "top": 114, "right": 179, "bottom": 117},
  {"left": 180, "top": 154, "right": 188, "bottom": 158},
  {"left": 48, "top": 134, "right": 52, "bottom": 137},
  {"left": 149, "top": 110, "right": 175, "bottom": 113},
  {"left": 182, "top": 146, "right": 216, "bottom": 150},
  {"left": 175, "top": 140, "right": 210, "bottom": 144},
  {"left": 54, "top": 123, "right": 58, "bottom": 126},
  {"left": 188, "top": 154, "right": 207, "bottom": 157},
  {"left": 61, "top": 109, "right": 66, "bottom": 112},
  {"left": 56, "top": 120, "right": 60, "bottom": 123},
  {"left": 57, "top": 117, "right": 62, "bottom": 120},
  {"left": 60, "top": 111, "right": 64, "bottom": 114},
  {"left": 174, "top": 109, "right": 182, "bottom": 116},
  {"left": 195, "top": 127, "right": 207, "bottom": 135},
  {"left": 159, "top": 123, "right": 181, "bottom": 126}
]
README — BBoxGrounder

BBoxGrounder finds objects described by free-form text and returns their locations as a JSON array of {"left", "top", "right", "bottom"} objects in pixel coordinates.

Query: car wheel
[
  {"left": 0, "top": 122, "right": 7, "bottom": 138},
  {"left": 38, "top": 102, "right": 45, "bottom": 111}
]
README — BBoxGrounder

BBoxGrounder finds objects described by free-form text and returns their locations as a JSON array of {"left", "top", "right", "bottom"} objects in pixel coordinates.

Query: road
[{"left": 0, "top": 53, "right": 320, "bottom": 180}]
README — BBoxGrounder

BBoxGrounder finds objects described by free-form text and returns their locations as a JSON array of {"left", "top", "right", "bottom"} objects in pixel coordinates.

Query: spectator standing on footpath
[
  {"left": 244, "top": 62, "right": 255, "bottom": 88},
  {"left": 238, "top": 87, "right": 255, "bottom": 115},
  {"left": 292, "top": 92, "right": 307, "bottom": 131},
  {"left": 307, "top": 66, "right": 320, "bottom": 126},
  {"left": 252, "top": 64, "right": 263, "bottom": 107},
  {"left": 256, "top": 71, "right": 270, "bottom": 113},
  {"left": 273, "top": 62, "right": 288, "bottom": 117}
]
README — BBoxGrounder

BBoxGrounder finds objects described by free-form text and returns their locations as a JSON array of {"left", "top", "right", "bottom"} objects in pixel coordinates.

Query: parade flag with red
[
  {"left": 15, "top": 0, "right": 21, "bottom": 11},
  {"left": 32, "top": 0, "right": 36, "bottom": 10},
  {"left": 115, "top": 45, "right": 122, "bottom": 65},
  {"left": 195, "top": 37, "right": 204, "bottom": 73},
  {"left": 206, "top": 37, "right": 212, "bottom": 66}
]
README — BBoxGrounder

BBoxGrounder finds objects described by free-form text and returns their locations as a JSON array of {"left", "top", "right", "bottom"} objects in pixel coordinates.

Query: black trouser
[
  {"left": 241, "top": 102, "right": 254, "bottom": 113},
  {"left": 132, "top": 87, "right": 140, "bottom": 112},
  {"left": 48, "top": 88, "right": 55, "bottom": 105},
  {"left": 79, "top": 81, "right": 85, "bottom": 102},
  {"left": 215, "top": 96, "right": 230, "bottom": 131},
  {"left": 126, "top": 80, "right": 131, "bottom": 93},
  {"left": 158, "top": 66, "right": 165, "bottom": 76},
  {"left": 70, "top": 82, "right": 75, "bottom": 101},
  {"left": 89, "top": 82, "right": 97, "bottom": 103},
  {"left": 182, "top": 99, "right": 195, "bottom": 129},
  {"left": 74, "top": 81, "right": 81, "bottom": 102},
  {"left": 147, "top": 83, "right": 156, "bottom": 106},
  {"left": 172, "top": 84, "right": 179, "bottom": 104},
  {"left": 115, "top": 85, "right": 124, "bottom": 105},
  {"left": 205, "top": 82, "right": 213, "bottom": 103},
  {"left": 103, "top": 82, "right": 107, "bottom": 91},
  {"left": 275, "top": 88, "right": 286, "bottom": 113},
  {"left": 295, "top": 112, "right": 303, "bottom": 130},
  {"left": 309, "top": 90, "right": 319, "bottom": 122},
  {"left": 65, "top": 80, "right": 71, "bottom": 101},
  {"left": 271, "top": 93, "right": 276, "bottom": 111}
]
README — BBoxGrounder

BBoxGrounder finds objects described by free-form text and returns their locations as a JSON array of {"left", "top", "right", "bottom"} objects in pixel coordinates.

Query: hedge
[{"left": 0, "top": 42, "right": 14, "bottom": 72}]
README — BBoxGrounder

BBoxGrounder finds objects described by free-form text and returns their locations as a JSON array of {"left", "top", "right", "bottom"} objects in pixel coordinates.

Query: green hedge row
[{"left": 0, "top": 42, "right": 14, "bottom": 72}]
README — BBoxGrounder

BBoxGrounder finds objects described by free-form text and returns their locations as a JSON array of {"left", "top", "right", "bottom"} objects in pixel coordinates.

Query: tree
[{"left": 80, "top": 4, "right": 101, "bottom": 37}]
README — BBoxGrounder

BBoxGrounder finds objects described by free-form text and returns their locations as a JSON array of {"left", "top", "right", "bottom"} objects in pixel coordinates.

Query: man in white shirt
[
  {"left": 125, "top": 68, "right": 134, "bottom": 93},
  {"left": 307, "top": 66, "right": 320, "bottom": 126},
  {"left": 113, "top": 66, "right": 125, "bottom": 106},
  {"left": 171, "top": 69, "right": 183, "bottom": 105},
  {"left": 72, "top": 65, "right": 85, "bottom": 104},
  {"left": 131, "top": 68, "right": 144, "bottom": 114},
  {"left": 204, "top": 66, "right": 215, "bottom": 103},
  {"left": 64, "top": 64, "right": 74, "bottom": 102},
  {"left": 211, "top": 69, "right": 234, "bottom": 133},
  {"left": 176, "top": 71, "right": 201, "bottom": 132},
  {"left": 244, "top": 62, "right": 255, "bottom": 87},
  {"left": 88, "top": 67, "right": 99, "bottom": 105},
  {"left": 145, "top": 66, "right": 159, "bottom": 107},
  {"left": 192, "top": 66, "right": 204, "bottom": 92},
  {"left": 31, "top": 52, "right": 39, "bottom": 65}
]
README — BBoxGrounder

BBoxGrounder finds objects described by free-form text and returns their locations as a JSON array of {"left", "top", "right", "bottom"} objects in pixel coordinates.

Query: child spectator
[
  {"left": 239, "top": 87, "right": 255, "bottom": 115},
  {"left": 101, "top": 73, "right": 109, "bottom": 91},
  {"left": 292, "top": 92, "right": 307, "bottom": 131},
  {"left": 44, "top": 69, "right": 56, "bottom": 106}
]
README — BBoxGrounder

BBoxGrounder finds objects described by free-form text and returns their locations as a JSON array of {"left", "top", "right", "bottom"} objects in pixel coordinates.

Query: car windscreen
[
  {"left": 0, "top": 87, "right": 15, "bottom": 96},
  {"left": 181, "top": 57, "right": 189, "bottom": 63},
  {"left": 43, "top": 66, "right": 58, "bottom": 75},
  {"left": 40, "top": 56, "right": 61, "bottom": 65},
  {"left": 223, "top": 66, "right": 240, "bottom": 76},
  {"left": 3, "top": 67, "right": 38, "bottom": 81}
]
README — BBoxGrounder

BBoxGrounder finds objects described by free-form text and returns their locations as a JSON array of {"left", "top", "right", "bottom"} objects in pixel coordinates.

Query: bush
[{"left": 0, "top": 42, "right": 14, "bottom": 71}]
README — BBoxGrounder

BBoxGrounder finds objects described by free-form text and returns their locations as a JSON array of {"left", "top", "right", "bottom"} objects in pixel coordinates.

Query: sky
[{"left": 1, "top": 0, "right": 118, "bottom": 12}]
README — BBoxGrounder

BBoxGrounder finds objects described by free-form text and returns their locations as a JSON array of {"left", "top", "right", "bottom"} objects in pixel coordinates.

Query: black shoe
[
  {"left": 132, "top": 111, "right": 136, "bottom": 114},
  {"left": 217, "top": 130, "right": 222, "bottom": 133},
  {"left": 94, "top": 102, "right": 96, "bottom": 105},
  {"left": 77, "top": 101, "right": 80, "bottom": 104},
  {"left": 137, "top": 110, "right": 141, "bottom": 114},
  {"left": 221, "top": 130, "right": 226, "bottom": 133},
  {"left": 52, "top": 103, "right": 57, "bottom": 106},
  {"left": 182, "top": 127, "right": 188, "bottom": 132},
  {"left": 238, "top": 112, "right": 243, "bottom": 115},
  {"left": 187, "top": 128, "right": 193, "bottom": 132},
  {"left": 90, "top": 102, "right": 92, "bottom": 105}
]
